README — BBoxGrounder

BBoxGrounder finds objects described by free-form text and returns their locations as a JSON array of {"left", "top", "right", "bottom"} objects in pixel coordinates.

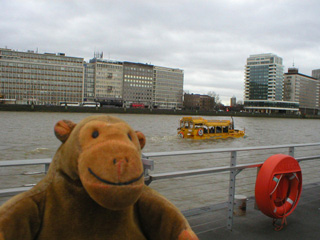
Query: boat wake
[
  {"left": 28, "top": 148, "right": 50, "bottom": 154},
  {"left": 148, "top": 135, "right": 178, "bottom": 143}
]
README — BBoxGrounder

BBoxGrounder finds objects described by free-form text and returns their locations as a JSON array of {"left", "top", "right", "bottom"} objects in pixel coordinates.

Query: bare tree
[
  {"left": 236, "top": 100, "right": 243, "bottom": 105},
  {"left": 207, "top": 91, "right": 221, "bottom": 104}
]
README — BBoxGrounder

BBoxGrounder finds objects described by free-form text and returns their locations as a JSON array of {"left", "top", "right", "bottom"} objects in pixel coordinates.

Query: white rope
[{"left": 270, "top": 174, "right": 283, "bottom": 196}]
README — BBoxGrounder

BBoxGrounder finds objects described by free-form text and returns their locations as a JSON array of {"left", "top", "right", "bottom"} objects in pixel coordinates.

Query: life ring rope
[
  {"left": 270, "top": 172, "right": 300, "bottom": 217},
  {"left": 270, "top": 174, "right": 283, "bottom": 196},
  {"left": 273, "top": 217, "right": 287, "bottom": 231},
  {"left": 271, "top": 173, "right": 300, "bottom": 231}
]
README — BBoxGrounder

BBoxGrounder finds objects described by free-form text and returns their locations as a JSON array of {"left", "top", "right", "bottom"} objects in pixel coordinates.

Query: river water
[{"left": 1, "top": 111, "right": 320, "bottom": 209}]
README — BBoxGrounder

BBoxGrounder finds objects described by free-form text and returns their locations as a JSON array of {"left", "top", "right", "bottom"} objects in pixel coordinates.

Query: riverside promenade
[{"left": 185, "top": 182, "right": 320, "bottom": 240}]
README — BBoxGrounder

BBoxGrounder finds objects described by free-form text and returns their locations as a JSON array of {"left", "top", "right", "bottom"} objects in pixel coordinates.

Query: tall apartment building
[
  {"left": 244, "top": 53, "right": 299, "bottom": 113},
  {"left": 122, "top": 62, "right": 153, "bottom": 107},
  {"left": 86, "top": 58, "right": 123, "bottom": 104},
  {"left": 0, "top": 48, "right": 84, "bottom": 105},
  {"left": 312, "top": 69, "right": 320, "bottom": 112},
  {"left": 284, "top": 68, "right": 319, "bottom": 114},
  {"left": 230, "top": 96, "right": 236, "bottom": 107},
  {"left": 153, "top": 66, "right": 184, "bottom": 109},
  {"left": 244, "top": 53, "right": 284, "bottom": 101}
]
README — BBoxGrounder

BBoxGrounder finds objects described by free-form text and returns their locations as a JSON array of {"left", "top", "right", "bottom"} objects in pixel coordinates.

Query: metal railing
[{"left": 1, "top": 143, "right": 320, "bottom": 230}]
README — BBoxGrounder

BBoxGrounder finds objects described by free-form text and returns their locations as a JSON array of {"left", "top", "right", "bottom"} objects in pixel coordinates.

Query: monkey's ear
[
  {"left": 135, "top": 131, "right": 146, "bottom": 149},
  {"left": 54, "top": 120, "right": 76, "bottom": 143}
]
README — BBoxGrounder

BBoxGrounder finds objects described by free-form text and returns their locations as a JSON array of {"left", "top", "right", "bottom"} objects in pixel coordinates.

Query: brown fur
[{"left": 0, "top": 115, "right": 198, "bottom": 240}]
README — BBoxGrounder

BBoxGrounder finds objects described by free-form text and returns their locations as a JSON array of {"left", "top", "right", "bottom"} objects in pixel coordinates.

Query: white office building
[
  {"left": 153, "top": 66, "right": 184, "bottom": 109},
  {"left": 244, "top": 53, "right": 298, "bottom": 113},
  {"left": 284, "top": 68, "right": 319, "bottom": 114}
]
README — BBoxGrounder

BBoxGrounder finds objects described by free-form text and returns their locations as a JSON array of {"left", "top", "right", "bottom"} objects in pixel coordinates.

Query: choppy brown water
[{"left": 1, "top": 111, "right": 320, "bottom": 209}]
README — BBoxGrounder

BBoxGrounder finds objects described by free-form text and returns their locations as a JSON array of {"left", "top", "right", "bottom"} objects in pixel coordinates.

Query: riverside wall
[{"left": 0, "top": 104, "right": 319, "bottom": 119}]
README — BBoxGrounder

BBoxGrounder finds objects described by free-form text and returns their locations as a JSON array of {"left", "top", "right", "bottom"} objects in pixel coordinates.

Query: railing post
[
  {"left": 227, "top": 151, "right": 237, "bottom": 230},
  {"left": 254, "top": 166, "right": 261, "bottom": 210},
  {"left": 45, "top": 163, "right": 50, "bottom": 174},
  {"left": 289, "top": 147, "right": 295, "bottom": 157},
  {"left": 142, "top": 154, "right": 154, "bottom": 186}
]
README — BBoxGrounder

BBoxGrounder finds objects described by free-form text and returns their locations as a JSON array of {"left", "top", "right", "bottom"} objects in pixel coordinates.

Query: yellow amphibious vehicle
[{"left": 177, "top": 117, "right": 245, "bottom": 140}]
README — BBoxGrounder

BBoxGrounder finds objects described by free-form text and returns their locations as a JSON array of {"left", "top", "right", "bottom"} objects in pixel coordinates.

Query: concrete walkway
[{"left": 185, "top": 182, "right": 320, "bottom": 240}]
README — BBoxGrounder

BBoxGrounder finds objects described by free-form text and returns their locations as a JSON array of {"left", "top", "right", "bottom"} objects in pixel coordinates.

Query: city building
[
  {"left": 122, "top": 62, "right": 154, "bottom": 108},
  {"left": 1, "top": 47, "right": 184, "bottom": 109},
  {"left": 0, "top": 48, "right": 84, "bottom": 105},
  {"left": 183, "top": 93, "right": 215, "bottom": 111},
  {"left": 312, "top": 69, "right": 320, "bottom": 111},
  {"left": 244, "top": 100, "right": 299, "bottom": 113},
  {"left": 244, "top": 53, "right": 299, "bottom": 113},
  {"left": 312, "top": 69, "right": 320, "bottom": 80},
  {"left": 230, "top": 96, "right": 236, "bottom": 107},
  {"left": 86, "top": 58, "right": 123, "bottom": 105},
  {"left": 244, "top": 53, "right": 284, "bottom": 101},
  {"left": 284, "top": 68, "right": 319, "bottom": 114},
  {"left": 153, "top": 66, "right": 184, "bottom": 109},
  {"left": 83, "top": 62, "right": 95, "bottom": 101},
  {"left": 85, "top": 60, "right": 184, "bottom": 108}
]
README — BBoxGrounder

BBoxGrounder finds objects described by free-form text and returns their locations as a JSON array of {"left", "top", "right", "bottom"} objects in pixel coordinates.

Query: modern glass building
[
  {"left": 244, "top": 53, "right": 299, "bottom": 114},
  {"left": 244, "top": 53, "right": 284, "bottom": 101}
]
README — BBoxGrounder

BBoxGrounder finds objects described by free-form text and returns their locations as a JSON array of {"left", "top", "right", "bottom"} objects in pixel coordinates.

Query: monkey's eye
[
  {"left": 128, "top": 134, "right": 132, "bottom": 141},
  {"left": 92, "top": 130, "right": 99, "bottom": 138}
]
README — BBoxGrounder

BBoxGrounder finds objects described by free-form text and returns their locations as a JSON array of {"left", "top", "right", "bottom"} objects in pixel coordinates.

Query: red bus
[{"left": 131, "top": 103, "right": 145, "bottom": 108}]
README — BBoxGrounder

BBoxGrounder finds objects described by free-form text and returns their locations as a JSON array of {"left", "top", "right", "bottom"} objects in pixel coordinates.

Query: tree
[
  {"left": 206, "top": 91, "right": 222, "bottom": 111},
  {"left": 236, "top": 100, "right": 243, "bottom": 105},
  {"left": 207, "top": 91, "right": 221, "bottom": 104}
]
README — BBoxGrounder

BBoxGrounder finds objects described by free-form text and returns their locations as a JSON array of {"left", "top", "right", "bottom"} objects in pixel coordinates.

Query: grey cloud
[{"left": 1, "top": 0, "right": 320, "bottom": 104}]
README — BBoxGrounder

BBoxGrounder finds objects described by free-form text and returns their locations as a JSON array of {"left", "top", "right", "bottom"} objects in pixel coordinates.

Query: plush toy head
[
  {"left": 1, "top": 115, "right": 199, "bottom": 240},
  {"left": 54, "top": 115, "right": 146, "bottom": 210}
]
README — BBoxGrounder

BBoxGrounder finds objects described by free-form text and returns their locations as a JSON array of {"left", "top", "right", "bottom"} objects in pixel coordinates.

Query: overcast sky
[{"left": 1, "top": 0, "right": 320, "bottom": 105}]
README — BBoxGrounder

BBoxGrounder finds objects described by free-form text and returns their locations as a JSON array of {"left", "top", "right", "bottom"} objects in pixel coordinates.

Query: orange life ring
[
  {"left": 255, "top": 154, "right": 302, "bottom": 219},
  {"left": 270, "top": 173, "right": 300, "bottom": 216},
  {"left": 197, "top": 128, "right": 204, "bottom": 136},
  {"left": 179, "top": 132, "right": 184, "bottom": 138}
]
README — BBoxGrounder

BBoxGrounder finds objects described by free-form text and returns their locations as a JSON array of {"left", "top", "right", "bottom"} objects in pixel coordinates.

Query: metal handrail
[
  {"left": 145, "top": 155, "right": 320, "bottom": 182},
  {"left": 1, "top": 142, "right": 320, "bottom": 230},
  {"left": 1, "top": 143, "right": 319, "bottom": 169},
  {"left": 143, "top": 143, "right": 320, "bottom": 157}
]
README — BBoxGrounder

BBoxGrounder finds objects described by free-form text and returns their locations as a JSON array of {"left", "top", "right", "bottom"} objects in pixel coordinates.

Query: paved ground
[{"left": 184, "top": 182, "right": 320, "bottom": 240}]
